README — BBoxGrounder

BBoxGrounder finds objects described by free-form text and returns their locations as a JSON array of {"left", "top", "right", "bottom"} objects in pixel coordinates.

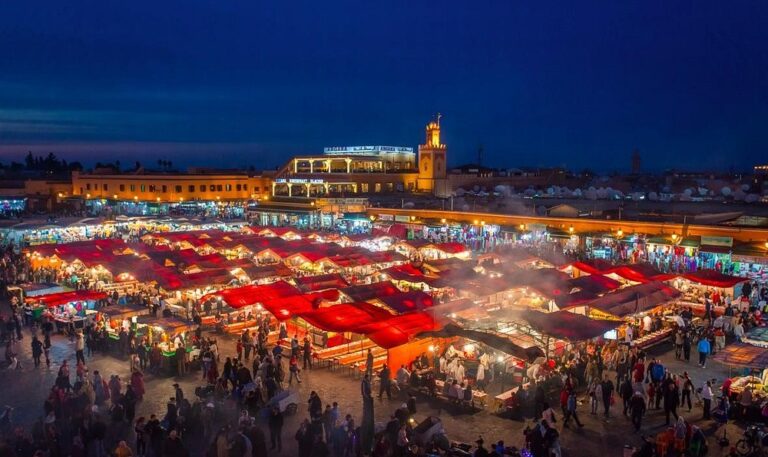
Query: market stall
[
  {"left": 26, "top": 290, "right": 107, "bottom": 329},
  {"left": 669, "top": 270, "right": 749, "bottom": 316},
  {"left": 569, "top": 281, "right": 682, "bottom": 349},
  {"left": 712, "top": 343, "right": 768, "bottom": 422},
  {"left": 134, "top": 315, "right": 198, "bottom": 375}
]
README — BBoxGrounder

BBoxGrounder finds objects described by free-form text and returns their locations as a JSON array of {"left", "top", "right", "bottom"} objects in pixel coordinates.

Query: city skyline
[{"left": 1, "top": 1, "right": 767, "bottom": 171}]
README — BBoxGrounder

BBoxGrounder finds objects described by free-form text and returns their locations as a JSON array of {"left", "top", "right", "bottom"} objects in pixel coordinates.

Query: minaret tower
[{"left": 417, "top": 114, "right": 448, "bottom": 195}]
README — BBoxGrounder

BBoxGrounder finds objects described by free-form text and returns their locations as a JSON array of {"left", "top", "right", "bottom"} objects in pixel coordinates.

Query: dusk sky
[{"left": 1, "top": 1, "right": 766, "bottom": 172}]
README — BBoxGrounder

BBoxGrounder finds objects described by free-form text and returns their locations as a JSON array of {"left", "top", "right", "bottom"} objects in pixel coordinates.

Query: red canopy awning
[
  {"left": 201, "top": 281, "right": 302, "bottom": 308},
  {"left": 361, "top": 312, "right": 439, "bottom": 349},
  {"left": 27, "top": 290, "right": 107, "bottom": 307},
  {"left": 376, "top": 291, "right": 434, "bottom": 313},
  {"left": 341, "top": 281, "right": 402, "bottom": 302},
  {"left": 432, "top": 242, "right": 469, "bottom": 254},
  {"left": 295, "top": 273, "right": 349, "bottom": 292},
  {"left": 521, "top": 310, "right": 621, "bottom": 341},
  {"left": 299, "top": 303, "right": 393, "bottom": 332},
  {"left": 680, "top": 270, "right": 748, "bottom": 288}
]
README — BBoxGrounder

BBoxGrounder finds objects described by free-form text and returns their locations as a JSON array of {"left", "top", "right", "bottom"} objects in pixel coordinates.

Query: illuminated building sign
[
  {"left": 323, "top": 146, "right": 414, "bottom": 155},
  {"left": 275, "top": 179, "right": 324, "bottom": 184}
]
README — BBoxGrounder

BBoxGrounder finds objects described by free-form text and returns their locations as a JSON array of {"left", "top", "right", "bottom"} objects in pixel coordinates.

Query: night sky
[{"left": 1, "top": 1, "right": 766, "bottom": 172}]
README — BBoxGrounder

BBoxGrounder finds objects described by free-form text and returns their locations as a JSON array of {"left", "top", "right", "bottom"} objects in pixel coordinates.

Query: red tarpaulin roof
[
  {"left": 432, "top": 242, "right": 469, "bottom": 254},
  {"left": 520, "top": 310, "right": 621, "bottom": 341},
  {"left": 568, "top": 275, "right": 622, "bottom": 294},
  {"left": 581, "top": 281, "right": 681, "bottom": 317},
  {"left": 299, "top": 302, "right": 394, "bottom": 332},
  {"left": 295, "top": 273, "right": 349, "bottom": 291},
  {"left": 27, "top": 290, "right": 107, "bottom": 307},
  {"left": 567, "top": 259, "right": 614, "bottom": 275},
  {"left": 680, "top": 270, "right": 748, "bottom": 288},
  {"left": 376, "top": 291, "right": 434, "bottom": 313},
  {"left": 360, "top": 312, "right": 439, "bottom": 349},
  {"left": 566, "top": 261, "right": 674, "bottom": 283},
  {"left": 202, "top": 281, "right": 302, "bottom": 308},
  {"left": 341, "top": 281, "right": 402, "bottom": 302}
]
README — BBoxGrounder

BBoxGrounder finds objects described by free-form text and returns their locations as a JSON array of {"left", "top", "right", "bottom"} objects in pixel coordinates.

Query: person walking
[
  {"left": 31, "top": 335, "right": 43, "bottom": 368},
  {"left": 697, "top": 337, "right": 711, "bottom": 368},
  {"left": 365, "top": 349, "right": 374, "bottom": 379},
  {"left": 663, "top": 382, "right": 680, "bottom": 425},
  {"left": 288, "top": 354, "right": 301, "bottom": 385},
  {"left": 601, "top": 375, "right": 614, "bottom": 418},
  {"left": 681, "top": 373, "right": 694, "bottom": 412},
  {"left": 674, "top": 330, "right": 684, "bottom": 360},
  {"left": 587, "top": 378, "right": 599, "bottom": 414},
  {"left": 563, "top": 391, "right": 584, "bottom": 428},
  {"left": 361, "top": 374, "right": 373, "bottom": 400},
  {"left": 302, "top": 336, "right": 312, "bottom": 370},
  {"left": 620, "top": 377, "right": 633, "bottom": 416},
  {"left": 75, "top": 330, "right": 86, "bottom": 364},
  {"left": 682, "top": 332, "right": 692, "bottom": 362},
  {"left": 378, "top": 363, "right": 392, "bottom": 401},
  {"left": 701, "top": 380, "right": 713, "bottom": 419},
  {"left": 268, "top": 406, "right": 284, "bottom": 452},
  {"left": 629, "top": 391, "right": 646, "bottom": 431}
]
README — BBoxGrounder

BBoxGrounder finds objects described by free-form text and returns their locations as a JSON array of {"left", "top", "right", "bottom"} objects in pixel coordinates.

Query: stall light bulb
[
  {"left": 497, "top": 356, "right": 504, "bottom": 363},
  {"left": 428, "top": 345, "right": 435, "bottom": 352},
  {"left": 463, "top": 344, "right": 474, "bottom": 352}
]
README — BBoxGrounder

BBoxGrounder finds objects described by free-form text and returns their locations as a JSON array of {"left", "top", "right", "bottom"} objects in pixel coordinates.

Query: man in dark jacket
[
  {"left": 629, "top": 391, "right": 646, "bottom": 431},
  {"left": 269, "top": 406, "right": 284, "bottom": 452},
  {"left": 663, "top": 382, "right": 680, "bottom": 425},
  {"left": 601, "top": 375, "right": 614, "bottom": 418},
  {"left": 619, "top": 377, "right": 633, "bottom": 415},
  {"left": 378, "top": 364, "right": 392, "bottom": 400}
]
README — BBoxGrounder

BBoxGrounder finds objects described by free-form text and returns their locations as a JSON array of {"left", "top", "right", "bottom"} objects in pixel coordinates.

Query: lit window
[
  {"left": 130, "top": 185, "right": 136, "bottom": 192},
  {"left": 209, "top": 185, "right": 215, "bottom": 191},
  {"left": 225, "top": 184, "right": 232, "bottom": 191}
]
